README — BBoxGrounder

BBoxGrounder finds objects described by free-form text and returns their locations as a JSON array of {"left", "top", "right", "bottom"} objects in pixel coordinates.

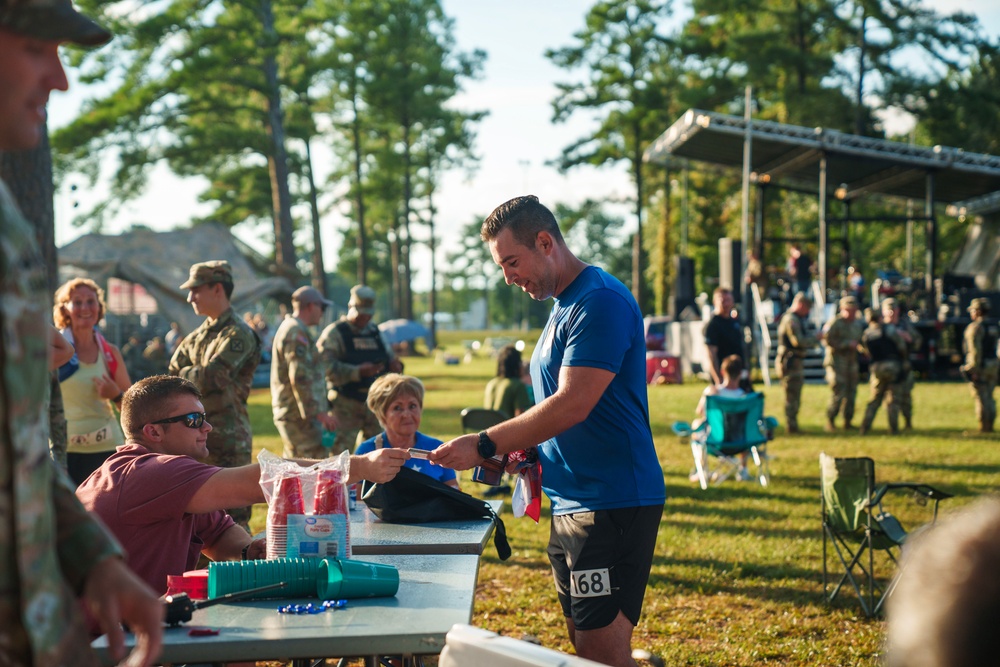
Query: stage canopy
[{"left": 643, "top": 109, "right": 1000, "bottom": 295}]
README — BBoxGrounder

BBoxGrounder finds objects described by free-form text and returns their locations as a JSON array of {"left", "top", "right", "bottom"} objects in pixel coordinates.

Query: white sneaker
[{"left": 736, "top": 468, "right": 753, "bottom": 482}]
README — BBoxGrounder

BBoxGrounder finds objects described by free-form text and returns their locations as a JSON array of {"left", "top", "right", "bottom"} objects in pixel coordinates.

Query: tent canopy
[{"left": 58, "top": 223, "right": 294, "bottom": 332}]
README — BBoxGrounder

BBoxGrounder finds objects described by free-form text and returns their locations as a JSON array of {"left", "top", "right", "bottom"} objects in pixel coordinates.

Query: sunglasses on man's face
[{"left": 151, "top": 411, "right": 207, "bottom": 429}]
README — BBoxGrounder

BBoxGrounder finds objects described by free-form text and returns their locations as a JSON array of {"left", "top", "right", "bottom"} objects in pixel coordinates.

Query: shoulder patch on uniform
[{"left": 232, "top": 337, "right": 245, "bottom": 353}]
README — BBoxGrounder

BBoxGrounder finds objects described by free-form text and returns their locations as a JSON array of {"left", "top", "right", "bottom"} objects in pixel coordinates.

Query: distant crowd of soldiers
[{"left": 775, "top": 293, "right": 997, "bottom": 435}]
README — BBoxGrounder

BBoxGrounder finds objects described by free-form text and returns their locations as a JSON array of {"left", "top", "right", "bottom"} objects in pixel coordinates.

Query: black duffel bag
[{"left": 361, "top": 467, "right": 511, "bottom": 560}]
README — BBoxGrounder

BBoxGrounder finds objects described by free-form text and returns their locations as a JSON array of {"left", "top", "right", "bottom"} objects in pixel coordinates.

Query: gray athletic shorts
[{"left": 547, "top": 504, "right": 662, "bottom": 630}]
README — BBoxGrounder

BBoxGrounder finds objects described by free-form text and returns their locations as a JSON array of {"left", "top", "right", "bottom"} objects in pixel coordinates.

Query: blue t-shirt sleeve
[
  {"left": 561, "top": 289, "right": 634, "bottom": 374},
  {"left": 355, "top": 438, "right": 375, "bottom": 455}
]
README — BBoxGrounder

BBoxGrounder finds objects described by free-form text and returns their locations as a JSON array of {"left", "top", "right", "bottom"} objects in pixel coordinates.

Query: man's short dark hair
[
  {"left": 120, "top": 375, "right": 201, "bottom": 438},
  {"left": 481, "top": 195, "right": 564, "bottom": 248},
  {"left": 220, "top": 281, "right": 234, "bottom": 300}
]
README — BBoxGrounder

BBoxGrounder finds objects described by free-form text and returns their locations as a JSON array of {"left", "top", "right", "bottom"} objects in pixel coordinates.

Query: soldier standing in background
[
  {"left": 169, "top": 260, "right": 261, "bottom": 529},
  {"left": 317, "top": 285, "right": 403, "bottom": 454},
  {"left": 859, "top": 308, "right": 906, "bottom": 435},
  {"left": 882, "top": 298, "right": 922, "bottom": 431},
  {"left": 776, "top": 292, "right": 818, "bottom": 433},
  {"left": 961, "top": 298, "right": 999, "bottom": 435},
  {"left": 271, "top": 287, "right": 339, "bottom": 458},
  {"left": 822, "top": 296, "right": 863, "bottom": 431}
]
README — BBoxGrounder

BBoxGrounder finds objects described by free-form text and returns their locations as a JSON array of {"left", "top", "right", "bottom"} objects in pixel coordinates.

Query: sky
[{"left": 50, "top": 0, "right": 1000, "bottom": 292}]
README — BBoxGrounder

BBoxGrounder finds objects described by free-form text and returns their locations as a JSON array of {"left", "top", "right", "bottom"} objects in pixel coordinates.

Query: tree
[
  {"left": 680, "top": 0, "right": 855, "bottom": 128},
  {"left": 56, "top": 0, "right": 307, "bottom": 274},
  {"left": 554, "top": 200, "right": 631, "bottom": 279},
  {"left": 829, "top": 0, "right": 981, "bottom": 136},
  {"left": 362, "top": 0, "right": 484, "bottom": 320},
  {"left": 547, "top": 0, "right": 683, "bottom": 313},
  {"left": 910, "top": 40, "right": 1000, "bottom": 155}
]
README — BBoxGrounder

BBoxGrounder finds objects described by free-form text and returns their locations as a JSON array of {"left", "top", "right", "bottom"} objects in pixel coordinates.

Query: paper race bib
[
  {"left": 70, "top": 426, "right": 111, "bottom": 447},
  {"left": 570, "top": 567, "right": 612, "bottom": 598}
]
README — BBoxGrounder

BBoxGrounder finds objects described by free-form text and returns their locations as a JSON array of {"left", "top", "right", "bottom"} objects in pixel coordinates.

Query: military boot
[{"left": 888, "top": 415, "right": 899, "bottom": 435}]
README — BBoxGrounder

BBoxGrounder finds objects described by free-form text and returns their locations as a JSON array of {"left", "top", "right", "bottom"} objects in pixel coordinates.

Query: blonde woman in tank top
[{"left": 54, "top": 278, "right": 131, "bottom": 485}]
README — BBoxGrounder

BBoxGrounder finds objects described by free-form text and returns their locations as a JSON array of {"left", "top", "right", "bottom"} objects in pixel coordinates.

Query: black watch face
[{"left": 478, "top": 432, "right": 495, "bottom": 458}]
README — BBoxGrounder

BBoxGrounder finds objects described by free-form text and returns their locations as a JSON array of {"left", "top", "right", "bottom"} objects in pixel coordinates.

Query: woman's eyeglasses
[{"left": 150, "top": 412, "right": 207, "bottom": 429}]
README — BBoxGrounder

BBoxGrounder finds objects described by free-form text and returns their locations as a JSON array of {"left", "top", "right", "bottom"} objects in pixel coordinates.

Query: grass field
[{"left": 246, "top": 331, "right": 1000, "bottom": 666}]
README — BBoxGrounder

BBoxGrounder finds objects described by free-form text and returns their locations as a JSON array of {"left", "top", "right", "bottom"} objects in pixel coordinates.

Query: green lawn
[{"left": 246, "top": 335, "right": 1000, "bottom": 666}]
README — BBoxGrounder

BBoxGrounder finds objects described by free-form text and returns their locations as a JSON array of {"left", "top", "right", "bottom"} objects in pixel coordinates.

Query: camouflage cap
[
  {"left": 179, "top": 260, "right": 233, "bottom": 290},
  {"left": 792, "top": 292, "right": 813, "bottom": 306},
  {"left": 881, "top": 297, "right": 898, "bottom": 309},
  {"left": 292, "top": 286, "right": 332, "bottom": 307},
  {"left": 839, "top": 295, "right": 859, "bottom": 309},
  {"left": 969, "top": 297, "right": 991, "bottom": 314},
  {"left": 0, "top": 0, "right": 111, "bottom": 46},
  {"left": 348, "top": 284, "right": 376, "bottom": 315}
]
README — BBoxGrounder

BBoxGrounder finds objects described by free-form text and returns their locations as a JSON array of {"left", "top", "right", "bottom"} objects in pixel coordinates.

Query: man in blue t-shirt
[{"left": 432, "top": 196, "right": 665, "bottom": 667}]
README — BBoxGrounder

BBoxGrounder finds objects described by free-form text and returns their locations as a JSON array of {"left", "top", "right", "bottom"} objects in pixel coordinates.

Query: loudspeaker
[
  {"left": 719, "top": 238, "right": 742, "bottom": 302},
  {"left": 671, "top": 255, "right": 696, "bottom": 318}
]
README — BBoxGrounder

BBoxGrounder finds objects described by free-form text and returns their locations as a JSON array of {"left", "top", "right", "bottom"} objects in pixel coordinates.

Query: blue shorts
[{"left": 547, "top": 505, "right": 662, "bottom": 630}]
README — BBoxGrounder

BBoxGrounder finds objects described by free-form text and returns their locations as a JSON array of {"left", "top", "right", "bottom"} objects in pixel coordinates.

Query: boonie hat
[
  {"left": 969, "top": 297, "right": 991, "bottom": 314},
  {"left": 839, "top": 296, "right": 859, "bottom": 309},
  {"left": 292, "top": 286, "right": 332, "bottom": 308},
  {"left": 0, "top": 0, "right": 111, "bottom": 46},
  {"left": 180, "top": 260, "right": 233, "bottom": 290},
  {"left": 348, "top": 285, "right": 376, "bottom": 316}
]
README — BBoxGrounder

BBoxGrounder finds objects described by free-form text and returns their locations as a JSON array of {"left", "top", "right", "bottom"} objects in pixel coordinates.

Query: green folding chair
[{"left": 819, "top": 452, "right": 952, "bottom": 617}]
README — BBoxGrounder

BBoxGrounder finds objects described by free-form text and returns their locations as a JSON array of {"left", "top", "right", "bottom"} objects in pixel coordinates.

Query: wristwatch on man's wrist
[{"left": 477, "top": 430, "right": 497, "bottom": 460}]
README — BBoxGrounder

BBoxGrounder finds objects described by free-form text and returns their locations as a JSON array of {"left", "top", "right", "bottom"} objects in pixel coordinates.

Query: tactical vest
[
  {"left": 334, "top": 320, "right": 390, "bottom": 402},
  {"left": 865, "top": 326, "right": 902, "bottom": 363}
]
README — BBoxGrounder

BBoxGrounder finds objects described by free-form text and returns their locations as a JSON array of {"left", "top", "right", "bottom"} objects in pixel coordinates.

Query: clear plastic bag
[{"left": 258, "top": 449, "right": 352, "bottom": 560}]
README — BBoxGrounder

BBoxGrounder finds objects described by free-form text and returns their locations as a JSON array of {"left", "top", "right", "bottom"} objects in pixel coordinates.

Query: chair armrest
[
  {"left": 671, "top": 421, "right": 692, "bottom": 437},
  {"left": 870, "top": 482, "right": 953, "bottom": 506}
]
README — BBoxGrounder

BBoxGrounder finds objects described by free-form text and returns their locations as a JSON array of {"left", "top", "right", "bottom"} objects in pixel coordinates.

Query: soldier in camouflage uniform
[
  {"left": 776, "top": 292, "right": 818, "bottom": 433},
  {"left": 0, "top": 3, "right": 163, "bottom": 664},
  {"left": 169, "top": 260, "right": 261, "bottom": 528},
  {"left": 271, "top": 286, "right": 339, "bottom": 458},
  {"left": 859, "top": 308, "right": 907, "bottom": 434},
  {"left": 822, "top": 295, "right": 864, "bottom": 431},
  {"left": 881, "top": 297, "right": 922, "bottom": 430},
  {"left": 317, "top": 285, "right": 403, "bottom": 454},
  {"left": 961, "top": 298, "right": 999, "bottom": 434}
]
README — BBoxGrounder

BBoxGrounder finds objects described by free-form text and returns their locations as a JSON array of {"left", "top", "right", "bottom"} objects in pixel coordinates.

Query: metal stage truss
[{"left": 643, "top": 108, "right": 1000, "bottom": 297}]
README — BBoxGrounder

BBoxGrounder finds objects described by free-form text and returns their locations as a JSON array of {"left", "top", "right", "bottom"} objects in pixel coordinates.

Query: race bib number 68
[{"left": 570, "top": 567, "right": 611, "bottom": 598}]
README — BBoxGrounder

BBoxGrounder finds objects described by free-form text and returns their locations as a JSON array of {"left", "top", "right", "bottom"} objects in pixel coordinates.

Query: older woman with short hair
[{"left": 357, "top": 373, "right": 459, "bottom": 488}]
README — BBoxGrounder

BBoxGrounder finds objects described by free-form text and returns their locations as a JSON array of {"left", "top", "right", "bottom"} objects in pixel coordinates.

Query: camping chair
[
  {"left": 819, "top": 452, "right": 953, "bottom": 617},
  {"left": 460, "top": 407, "right": 507, "bottom": 433},
  {"left": 672, "top": 392, "right": 777, "bottom": 490}
]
